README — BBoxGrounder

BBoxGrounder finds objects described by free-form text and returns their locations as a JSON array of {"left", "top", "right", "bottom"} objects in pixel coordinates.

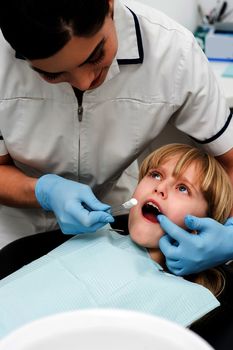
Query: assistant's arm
[
  {"left": 0, "top": 154, "right": 38, "bottom": 207},
  {"left": 0, "top": 154, "right": 114, "bottom": 234}
]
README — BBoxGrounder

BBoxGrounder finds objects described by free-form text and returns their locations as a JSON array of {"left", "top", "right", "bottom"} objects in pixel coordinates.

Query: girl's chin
[{"left": 131, "top": 235, "right": 159, "bottom": 249}]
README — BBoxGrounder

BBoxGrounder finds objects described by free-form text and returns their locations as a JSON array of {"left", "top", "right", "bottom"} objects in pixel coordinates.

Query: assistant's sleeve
[
  {"left": 171, "top": 34, "right": 233, "bottom": 156},
  {"left": 0, "top": 131, "right": 8, "bottom": 156}
]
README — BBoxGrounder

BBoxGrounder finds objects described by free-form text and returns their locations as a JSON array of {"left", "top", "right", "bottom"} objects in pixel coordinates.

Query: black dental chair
[{"left": 0, "top": 215, "right": 233, "bottom": 350}]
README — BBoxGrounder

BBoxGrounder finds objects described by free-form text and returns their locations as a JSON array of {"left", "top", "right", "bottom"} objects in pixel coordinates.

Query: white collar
[
  {"left": 115, "top": 0, "right": 144, "bottom": 63},
  {"left": 105, "top": 0, "right": 144, "bottom": 84}
]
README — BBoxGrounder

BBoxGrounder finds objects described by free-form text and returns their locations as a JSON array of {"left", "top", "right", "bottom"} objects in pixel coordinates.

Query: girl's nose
[{"left": 155, "top": 182, "right": 167, "bottom": 199}]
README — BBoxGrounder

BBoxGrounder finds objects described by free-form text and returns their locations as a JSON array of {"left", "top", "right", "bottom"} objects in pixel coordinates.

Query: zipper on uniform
[
  {"left": 73, "top": 87, "right": 84, "bottom": 182},
  {"left": 73, "top": 88, "right": 84, "bottom": 122},
  {"left": 78, "top": 105, "right": 83, "bottom": 121}
]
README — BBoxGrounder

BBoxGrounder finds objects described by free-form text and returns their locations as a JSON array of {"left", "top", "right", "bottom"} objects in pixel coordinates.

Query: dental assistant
[{"left": 0, "top": 0, "right": 233, "bottom": 275}]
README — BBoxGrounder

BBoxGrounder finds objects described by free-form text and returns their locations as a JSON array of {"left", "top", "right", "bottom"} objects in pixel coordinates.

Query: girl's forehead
[
  {"left": 150, "top": 156, "right": 202, "bottom": 177},
  {"left": 150, "top": 155, "right": 181, "bottom": 168},
  {"left": 154, "top": 154, "right": 200, "bottom": 168}
]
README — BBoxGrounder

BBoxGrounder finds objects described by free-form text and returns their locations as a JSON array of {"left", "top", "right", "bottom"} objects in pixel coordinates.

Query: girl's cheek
[{"left": 167, "top": 213, "right": 185, "bottom": 228}]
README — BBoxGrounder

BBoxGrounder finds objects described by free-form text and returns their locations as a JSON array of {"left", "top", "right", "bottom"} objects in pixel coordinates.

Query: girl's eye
[
  {"left": 88, "top": 51, "right": 105, "bottom": 66},
  {"left": 149, "top": 171, "right": 162, "bottom": 181},
  {"left": 177, "top": 185, "right": 189, "bottom": 194}
]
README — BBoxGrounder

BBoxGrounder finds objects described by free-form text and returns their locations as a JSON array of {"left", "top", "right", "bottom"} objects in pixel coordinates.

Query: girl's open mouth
[{"left": 142, "top": 202, "right": 162, "bottom": 223}]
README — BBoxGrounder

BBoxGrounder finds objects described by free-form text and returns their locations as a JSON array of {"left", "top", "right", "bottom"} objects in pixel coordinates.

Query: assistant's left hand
[{"left": 158, "top": 215, "right": 233, "bottom": 275}]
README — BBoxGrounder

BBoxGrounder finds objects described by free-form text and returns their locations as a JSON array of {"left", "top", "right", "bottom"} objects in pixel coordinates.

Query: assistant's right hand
[{"left": 35, "top": 174, "right": 114, "bottom": 234}]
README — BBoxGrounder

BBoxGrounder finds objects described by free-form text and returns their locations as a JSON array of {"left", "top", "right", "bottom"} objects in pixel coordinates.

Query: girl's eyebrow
[
  {"left": 178, "top": 175, "right": 198, "bottom": 193},
  {"left": 30, "top": 38, "right": 106, "bottom": 76}
]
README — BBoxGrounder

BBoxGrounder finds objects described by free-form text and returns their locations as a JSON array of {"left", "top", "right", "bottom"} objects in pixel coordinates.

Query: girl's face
[
  {"left": 29, "top": 1, "right": 117, "bottom": 91},
  {"left": 128, "top": 156, "right": 208, "bottom": 249}
]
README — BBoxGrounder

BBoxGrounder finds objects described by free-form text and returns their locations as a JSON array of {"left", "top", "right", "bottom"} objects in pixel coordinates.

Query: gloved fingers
[
  {"left": 59, "top": 221, "right": 107, "bottom": 235},
  {"left": 224, "top": 216, "right": 233, "bottom": 227},
  {"left": 165, "top": 258, "right": 192, "bottom": 276},
  {"left": 158, "top": 215, "right": 190, "bottom": 244},
  {"left": 166, "top": 264, "right": 183, "bottom": 276},
  {"left": 87, "top": 210, "right": 114, "bottom": 226},
  {"left": 57, "top": 218, "right": 83, "bottom": 234},
  {"left": 81, "top": 186, "right": 111, "bottom": 212},
  {"left": 168, "top": 266, "right": 185, "bottom": 276},
  {"left": 159, "top": 234, "right": 180, "bottom": 260},
  {"left": 84, "top": 221, "right": 111, "bottom": 233},
  {"left": 159, "top": 233, "right": 174, "bottom": 250},
  {"left": 69, "top": 202, "right": 114, "bottom": 227},
  {"left": 184, "top": 215, "right": 219, "bottom": 232},
  {"left": 59, "top": 223, "right": 84, "bottom": 235},
  {"left": 165, "top": 257, "right": 182, "bottom": 268}
]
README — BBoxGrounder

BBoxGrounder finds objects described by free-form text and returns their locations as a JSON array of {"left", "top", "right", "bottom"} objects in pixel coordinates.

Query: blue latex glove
[
  {"left": 158, "top": 214, "right": 233, "bottom": 276},
  {"left": 35, "top": 174, "right": 114, "bottom": 234}
]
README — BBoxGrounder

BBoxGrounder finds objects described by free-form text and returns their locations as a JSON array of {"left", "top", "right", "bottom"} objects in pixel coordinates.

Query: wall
[
  {"left": 201, "top": 0, "right": 233, "bottom": 12},
  {"left": 137, "top": 0, "right": 198, "bottom": 31},
  {"left": 200, "top": 0, "right": 233, "bottom": 21},
  {"left": 137, "top": 0, "right": 233, "bottom": 31}
]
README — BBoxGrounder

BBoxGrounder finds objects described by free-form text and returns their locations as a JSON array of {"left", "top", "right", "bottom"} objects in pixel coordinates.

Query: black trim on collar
[
  {"left": 191, "top": 111, "right": 233, "bottom": 144},
  {"left": 117, "top": 7, "right": 144, "bottom": 65},
  {"left": 15, "top": 52, "right": 26, "bottom": 60}
]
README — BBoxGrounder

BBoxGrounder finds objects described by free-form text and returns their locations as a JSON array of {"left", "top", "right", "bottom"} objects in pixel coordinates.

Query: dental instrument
[
  {"left": 82, "top": 198, "right": 138, "bottom": 217},
  {"left": 110, "top": 198, "right": 138, "bottom": 216}
]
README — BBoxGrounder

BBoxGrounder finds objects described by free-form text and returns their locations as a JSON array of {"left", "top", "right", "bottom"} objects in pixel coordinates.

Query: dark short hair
[{"left": 0, "top": 0, "right": 109, "bottom": 59}]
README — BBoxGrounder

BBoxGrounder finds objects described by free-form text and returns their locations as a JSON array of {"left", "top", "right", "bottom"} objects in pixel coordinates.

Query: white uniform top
[{"left": 0, "top": 0, "right": 232, "bottom": 247}]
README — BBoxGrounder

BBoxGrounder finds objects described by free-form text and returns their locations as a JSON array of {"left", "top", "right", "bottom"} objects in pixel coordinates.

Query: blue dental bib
[{"left": 0, "top": 226, "right": 219, "bottom": 338}]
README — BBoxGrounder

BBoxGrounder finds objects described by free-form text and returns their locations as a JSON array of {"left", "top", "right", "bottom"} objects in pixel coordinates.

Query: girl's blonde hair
[{"left": 139, "top": 143, "right": 233, "bottom": 224}]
